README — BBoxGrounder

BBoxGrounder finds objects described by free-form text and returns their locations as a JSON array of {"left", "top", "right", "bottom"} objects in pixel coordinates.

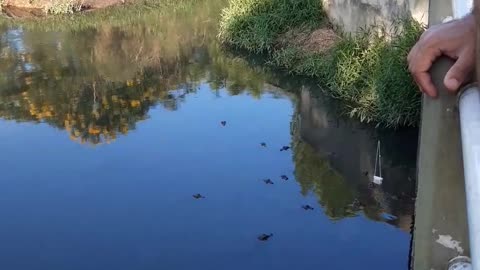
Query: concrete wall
[{"left": 321, "top": 0, "right": 429, "bottom": 33}]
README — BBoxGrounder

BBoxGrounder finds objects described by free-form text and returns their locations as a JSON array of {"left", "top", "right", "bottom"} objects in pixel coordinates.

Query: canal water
[{"left": 0, "top": 1, "right": 417, "bottom": 269}]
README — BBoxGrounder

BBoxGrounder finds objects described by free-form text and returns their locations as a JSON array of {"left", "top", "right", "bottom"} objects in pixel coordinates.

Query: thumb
[{"left": 444, "top": 54, "right": 474, "bottom": 92}]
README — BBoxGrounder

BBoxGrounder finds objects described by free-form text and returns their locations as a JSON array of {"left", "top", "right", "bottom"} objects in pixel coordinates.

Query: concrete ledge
[
  {"left": 412, "top": 0, "right": 470, "bottom": 268},
  {"left": 320, "top": 0, "right": 429, "bottom": 34}
]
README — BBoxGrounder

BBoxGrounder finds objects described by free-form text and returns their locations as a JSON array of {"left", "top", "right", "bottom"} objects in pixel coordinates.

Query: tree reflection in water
[
  {"left": 292, "top": 87, "right": 417, "bottom": 231},
  {"left": 0, "top": 0, "right": 270, "bottom": 145}
]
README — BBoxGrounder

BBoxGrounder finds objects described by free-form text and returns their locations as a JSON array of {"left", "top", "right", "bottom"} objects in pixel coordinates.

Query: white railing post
[
  {"left": 452, "top": 1, "right": 476, "bottom": 269},
  {"left": 458, "top": 85, "right": 480, "bottom": 270},
  {"left": 448, "top": 256, "right": 473, "bottom": 270}
]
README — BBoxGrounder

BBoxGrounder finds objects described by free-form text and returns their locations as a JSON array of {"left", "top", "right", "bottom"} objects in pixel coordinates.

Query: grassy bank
[
  {"left": 0, "top": 0, "right": 195, "bottom": 31},
  {"left": 218, "top": 0, "right": 424, "bottom": 128},
  {"left": 218, "top": 0, "right": 326, "bottom": 52}
]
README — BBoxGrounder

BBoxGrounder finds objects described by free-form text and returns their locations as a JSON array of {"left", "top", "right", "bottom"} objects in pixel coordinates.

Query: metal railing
[
  {"left": 451, "top": 0, "right": 476, "bottom": 269},
  {"left": 457, "top": 84, "right": 479, "bottom": 270}
]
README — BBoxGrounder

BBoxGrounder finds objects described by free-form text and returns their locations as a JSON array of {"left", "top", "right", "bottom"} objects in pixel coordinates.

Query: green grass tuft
[
  {"left": 218, "top": 0, "right": 424, "bottom": 127},
  {"left": 271, "top": 20, "right": 424, "bottom": 127},
  {"left": 373, "top": 20, "right": 424, "bottom": 127},
  {"left": 218, "top": 0, "right": 326, "bottom": 53}
]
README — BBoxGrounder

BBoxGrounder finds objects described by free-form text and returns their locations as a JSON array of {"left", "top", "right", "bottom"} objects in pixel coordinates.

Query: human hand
[{"left": 408, "top": 14, "right": 476, "bottom": 97}]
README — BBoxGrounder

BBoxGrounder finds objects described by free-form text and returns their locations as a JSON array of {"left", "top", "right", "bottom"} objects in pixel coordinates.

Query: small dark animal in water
[
  {"left": 257, "top": 233, "right": 273, "bottom": 241},
  {"left": 192, "top": 194, "right": 205, "bottom": 199},
  {"left": 363, "top": 171, "right": 369, "bottom": 176},
  {"left": 220, "top": 121, "right": 227, "bottom": 126},
  {"left": 280, "top": 175, "right": 289, "bottom": 181},
  {"left": 301, "top": 204, "right": 314, "bottom": 210},
  {"left": 260, "top": 142, "right": 267, "bottom": 147},
  {"left": 280, "top": 146, "right": 290, "bottom": 151},
  {"left": 263, "top": 179, "right": 274, "bottom": 185}
]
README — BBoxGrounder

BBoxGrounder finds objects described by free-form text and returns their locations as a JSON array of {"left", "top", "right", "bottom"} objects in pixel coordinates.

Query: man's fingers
[
  {"left": 407, "top": 14, "right": 476, "bottom": 97},
  {"left": 413, "top": 72, "right": 437, "bottom": 97},
  {"left": 408, "top": 46, "right": 440, "bottom": 97},
  {"left": 408, "top": 36, "right": 444, "bottom": 97},
  {"left": 444, "top": 52, "right": 475, "bottom": 92}
]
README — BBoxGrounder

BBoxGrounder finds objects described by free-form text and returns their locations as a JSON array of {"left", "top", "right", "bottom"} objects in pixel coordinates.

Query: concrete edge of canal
[{"left": 411, "top": 0, "right": 471, "bottom": 269}]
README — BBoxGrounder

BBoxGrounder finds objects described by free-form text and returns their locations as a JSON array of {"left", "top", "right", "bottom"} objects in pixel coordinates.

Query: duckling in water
[
  {"left": 260, "top": 142, "right": 267, "bottom": 147},
  {"left": 263, "top": 179, "right": 274, "bottom": 185},
  {"left": 280, "top": 175, "right": 289, "bottom": 181},
  {"left": 301, "top": 204, "right": 314, "bottom": 210},
  {"left": 280, "top": 146, "right": 290, "bottom": 151},
  {"left": 220, "top": 121, "right": 227, "bottom": 126},
  {"left": 192, "top": 194, "right": 205, "bottom": 199},
  {"left": 257, "top": 233, "right": 273, "bottom": 241}
]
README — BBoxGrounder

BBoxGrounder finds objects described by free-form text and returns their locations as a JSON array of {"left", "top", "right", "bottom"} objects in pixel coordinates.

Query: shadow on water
[
  {"left": 0, "top": 0, "right": 416, "bottom": 268},
  {"left": 229, "top": 48, "right": 417, "bottom": 231},
  {"left": 293, "top": 85, "right": 417, "bottom": 231}
]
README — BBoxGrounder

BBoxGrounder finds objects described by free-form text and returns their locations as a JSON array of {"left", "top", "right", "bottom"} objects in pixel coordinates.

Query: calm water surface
[{"left": 0, "top": 2, "right": 417, "bottom": 269}]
